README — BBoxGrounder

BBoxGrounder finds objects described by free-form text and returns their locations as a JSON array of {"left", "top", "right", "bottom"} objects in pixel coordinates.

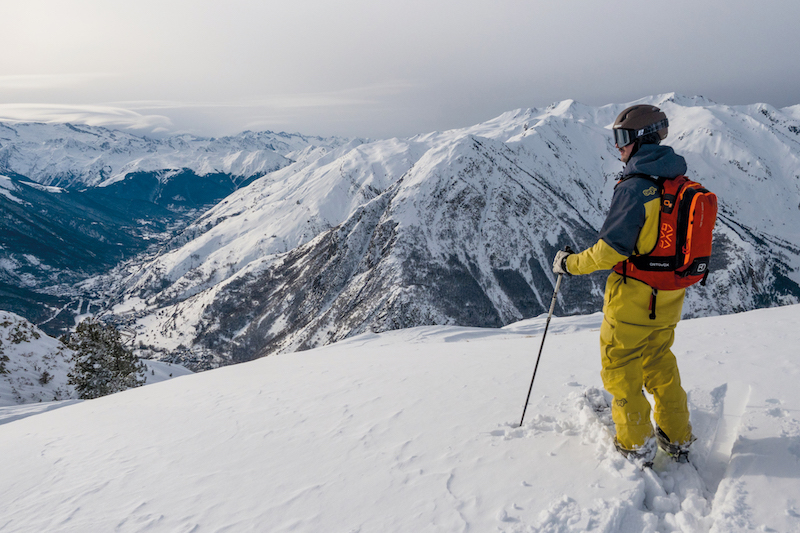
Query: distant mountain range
[
  {"left": 0, "top": 122, "right": 351, "bottom": 188},
  {"left": 2, "top": 94, "right": 799, "bottom": 370},
  {"left": 0, "top": 124, "right": 351, "bottom": 333}
]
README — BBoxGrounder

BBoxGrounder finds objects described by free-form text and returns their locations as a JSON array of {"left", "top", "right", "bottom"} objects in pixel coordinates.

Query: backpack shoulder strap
[
  {"left": 658, "top": 175, "right": 688, "bottom": 214},
  {"left": 615, "top": 172, "right": 659, "bottom": 190}
]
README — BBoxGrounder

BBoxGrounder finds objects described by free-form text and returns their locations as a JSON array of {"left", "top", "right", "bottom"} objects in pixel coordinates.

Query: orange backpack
[{"left": 613, "top": 175, "right": 718, "bottom": 297}]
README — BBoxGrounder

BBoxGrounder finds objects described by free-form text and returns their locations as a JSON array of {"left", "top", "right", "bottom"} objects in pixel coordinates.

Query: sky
[{"left": 1, "top": 0, "right": 799, "bottom": 139}]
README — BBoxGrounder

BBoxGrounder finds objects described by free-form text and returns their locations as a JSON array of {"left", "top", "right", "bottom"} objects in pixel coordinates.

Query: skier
[{"left": 552, "top": 105, "right": 695, "bottom": 465}]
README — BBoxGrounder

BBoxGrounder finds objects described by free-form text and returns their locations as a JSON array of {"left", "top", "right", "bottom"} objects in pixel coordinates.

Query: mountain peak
[{"left": 3, "top": 96, "right": 800, "bottom": 370}]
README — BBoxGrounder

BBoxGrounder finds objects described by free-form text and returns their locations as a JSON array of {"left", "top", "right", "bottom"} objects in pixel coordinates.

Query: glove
[{"left": 552, "top": 249, "right": 573, "bottom": 275}]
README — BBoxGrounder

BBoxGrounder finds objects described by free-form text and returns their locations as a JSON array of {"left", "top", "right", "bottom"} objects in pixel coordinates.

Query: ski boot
[
  {"left": 614, "top": 436, "right": 657, "bottom": 469},
  {"left": 655, "top": 426, "right": 696, "bottom": 463}
]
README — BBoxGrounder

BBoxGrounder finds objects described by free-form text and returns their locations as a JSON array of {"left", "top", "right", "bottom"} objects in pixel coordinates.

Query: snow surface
[
  {"left": 1, "top": 304, "right": 798, "bottom": 532},
  {"left": 0, "top": 175, "right": 25, "bottom": 204},
  {"left": 0, "top": 310, "right": 75, "bottom": 406}
]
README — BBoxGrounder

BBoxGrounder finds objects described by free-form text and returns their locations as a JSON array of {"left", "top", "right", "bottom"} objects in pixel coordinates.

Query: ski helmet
[{"left": 612, "top": 105, "right": 669, "bottom": 148}]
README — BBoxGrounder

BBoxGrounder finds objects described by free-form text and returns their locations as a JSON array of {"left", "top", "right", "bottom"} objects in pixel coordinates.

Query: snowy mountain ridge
[
  {"left": 0, "top": 124, "right": 355, "bottom": 333},
  {"left": 104, "top": 94, "right": 800, "bottom": 369},
  {"left": 0, "top": 122, "right": 353, "bottom": 188}
]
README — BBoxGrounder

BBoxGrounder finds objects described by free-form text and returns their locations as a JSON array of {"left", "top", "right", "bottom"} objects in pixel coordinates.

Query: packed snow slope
[
  {"left": 109, "top": 94, "right": 800, "bottom": 368},
  {"left": 1, "top": 304, "right": 798, "bottom": 532}
]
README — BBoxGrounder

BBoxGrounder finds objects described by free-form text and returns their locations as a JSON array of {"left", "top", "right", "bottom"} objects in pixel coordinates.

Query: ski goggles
[{"left": 612, "top": 118, "right": 669, "bottom": 147}]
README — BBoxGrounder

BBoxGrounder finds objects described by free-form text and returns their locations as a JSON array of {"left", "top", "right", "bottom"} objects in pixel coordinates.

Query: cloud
[
  {"left": 116, "top": 81, "right": 419, "bottom": 111},
  {"left": 0, "top": 103, "right": 173, "bottom": 132},
  {"left": 94, "top": 82, "right": 423, "bottom": 137},
  {"left": 0, "top": 74, "right": 115, "bottom": 90},
  {"left": 0, "top": 83, "right": 412, "bottom": 137},
  {"left": 2, "top": 2, "right": 799, "bottom": 139}
]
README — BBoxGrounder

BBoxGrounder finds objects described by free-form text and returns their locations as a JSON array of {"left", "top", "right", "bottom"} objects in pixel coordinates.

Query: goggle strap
[{"left": 636, "top": 118, "right": 669, "bottom": 137}]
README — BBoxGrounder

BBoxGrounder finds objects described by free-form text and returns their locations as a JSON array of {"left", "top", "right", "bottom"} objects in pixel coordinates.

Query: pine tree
[{"left": 62, "top": 319, "right": 146, "bottom": 399}]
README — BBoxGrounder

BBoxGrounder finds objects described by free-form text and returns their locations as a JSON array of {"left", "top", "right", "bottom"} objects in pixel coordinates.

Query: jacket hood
[{"left": 622, "top": 144, "right": 687, "bottom": 179}]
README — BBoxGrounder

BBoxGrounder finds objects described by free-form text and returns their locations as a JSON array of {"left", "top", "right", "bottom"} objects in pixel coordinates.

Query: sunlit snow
[{"left": 1, "top": 304, "right": 798, "bottom": 532}]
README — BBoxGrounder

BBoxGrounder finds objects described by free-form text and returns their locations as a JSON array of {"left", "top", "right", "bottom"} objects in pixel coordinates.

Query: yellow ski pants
[{"left": 600, "top": 315, "right": 693, "bottom": 450}]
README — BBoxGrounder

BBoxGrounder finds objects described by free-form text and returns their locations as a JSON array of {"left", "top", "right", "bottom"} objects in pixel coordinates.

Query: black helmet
[{"left": 612, "top": 105, "right": 669, "bottom": 147}]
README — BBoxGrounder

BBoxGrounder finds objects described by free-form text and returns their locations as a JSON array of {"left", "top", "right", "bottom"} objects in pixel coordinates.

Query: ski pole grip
[{"left": 564, "top": 245, "right": 574, "bottom": 254}]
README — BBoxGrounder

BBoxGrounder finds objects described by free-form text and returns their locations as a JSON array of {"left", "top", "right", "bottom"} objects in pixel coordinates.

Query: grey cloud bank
[{"left": 1, "top": 0, "right": 798, "bottom": 138}]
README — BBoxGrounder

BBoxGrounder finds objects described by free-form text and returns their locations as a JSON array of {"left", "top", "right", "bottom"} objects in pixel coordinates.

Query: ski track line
[{"left": 695, "top": 382, "right": 751, "bottom": 495}]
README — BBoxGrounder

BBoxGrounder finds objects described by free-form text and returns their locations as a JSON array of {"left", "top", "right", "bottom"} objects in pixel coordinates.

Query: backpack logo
[{"left": 659, "top": 223, "right": 674, "bottom": 249}]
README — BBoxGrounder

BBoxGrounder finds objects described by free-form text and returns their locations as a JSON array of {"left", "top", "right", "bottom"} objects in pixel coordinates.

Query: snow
[
  {"left": 0, "top": 175, "right": 25, "bottom": 204},
  {"left": 1, "top": 303, "right": 798, "bottom": 532},
  {"left": 140, "top": 359, "right": 194, "bottom": 384},
  {"left": 0, "top": 311, "right": 193, "bottom": 407},
  {"left": 0, "top": 311, "right": 74, "bottom": 406},
  {"left": 783, "top": 104, "right": 800, "bottom": 121},
  {"left": 0, "top": 122, "right": 353, "bottom": 189},
  {"left": 18, "top": 180, "right": 65, "bottom": 193}
]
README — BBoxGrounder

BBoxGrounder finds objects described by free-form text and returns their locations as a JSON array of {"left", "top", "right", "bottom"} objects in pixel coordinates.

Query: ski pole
[{"left": 518, "top": 246, "right": 572, "bottom": 427}]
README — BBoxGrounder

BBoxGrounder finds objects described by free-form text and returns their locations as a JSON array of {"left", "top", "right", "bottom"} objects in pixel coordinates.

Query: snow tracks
[{"left": 491, "top": 381, "right": 798, "bottom": 532}]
